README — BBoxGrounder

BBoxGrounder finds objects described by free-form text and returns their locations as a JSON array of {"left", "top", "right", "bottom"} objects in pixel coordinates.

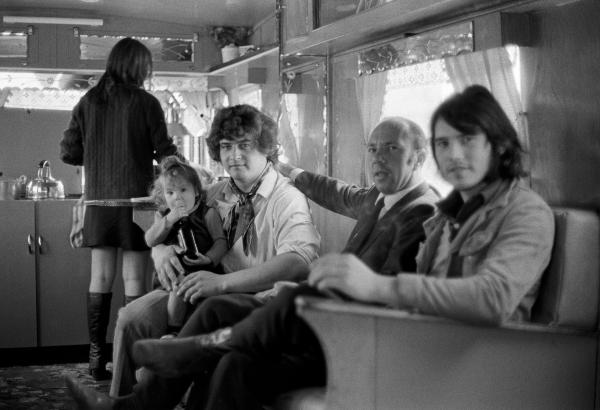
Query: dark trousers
[
  {"left": 189, "top": 285, "right": 327, "bottom": 410},
  {"left": 131, "top": 293, "right": 264, "bottom": 409}
]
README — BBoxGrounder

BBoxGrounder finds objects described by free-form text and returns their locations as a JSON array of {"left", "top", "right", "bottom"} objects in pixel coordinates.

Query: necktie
[{"left": 343, "top": 197, "right": 385, "bottom": 254}]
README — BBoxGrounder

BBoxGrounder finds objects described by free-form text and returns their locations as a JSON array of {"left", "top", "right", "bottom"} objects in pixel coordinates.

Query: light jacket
[{"left": 395, "top": 179, "right": 555, "bottom": 325}]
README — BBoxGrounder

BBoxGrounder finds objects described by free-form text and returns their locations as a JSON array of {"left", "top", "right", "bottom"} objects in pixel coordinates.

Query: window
[
  {"left": 380, "top": 45, "right": 523, "bottom": 197},
  {"left": 381, "top": 59, "right": 454, "bottom": 197}
]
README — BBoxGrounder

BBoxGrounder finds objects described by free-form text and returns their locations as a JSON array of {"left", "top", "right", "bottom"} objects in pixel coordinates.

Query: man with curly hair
[{"left": 101, "top": 104, "right": 321, "bottom": 399}]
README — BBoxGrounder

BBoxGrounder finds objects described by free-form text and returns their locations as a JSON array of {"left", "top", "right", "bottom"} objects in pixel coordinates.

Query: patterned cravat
[{"left": 225, "top": 165, "right": 270, "bottom": 255}]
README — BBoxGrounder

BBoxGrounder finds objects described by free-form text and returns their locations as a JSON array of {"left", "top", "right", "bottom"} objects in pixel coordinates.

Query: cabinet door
[
  {"left": 36, "top": 200, "right": 125, "bottom": 346},
  {"left": 36, "top": 200, "right": 91, "bottom": 346},
  {"left": 0, "top": 201, "right": 37, "bottom": 348}
]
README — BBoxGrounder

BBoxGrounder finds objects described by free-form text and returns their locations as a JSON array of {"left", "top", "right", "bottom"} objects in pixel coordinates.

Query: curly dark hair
[
  {"left": 430, "top": 84, "right": 526, "bottom": 181},
  {"left": 149, "top": 156, "right": 204, "bottom": 213},
  {"left": 206, "top": 104, "right": 279, "bottom": 163}
]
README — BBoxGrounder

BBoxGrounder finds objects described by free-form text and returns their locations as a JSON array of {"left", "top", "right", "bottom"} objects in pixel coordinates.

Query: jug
[
  {"left": 0, "top": 174, "right": 17, "bottom": 200},
  {"left": 26, "top": 160, "right": 65, "bottom": 199}
]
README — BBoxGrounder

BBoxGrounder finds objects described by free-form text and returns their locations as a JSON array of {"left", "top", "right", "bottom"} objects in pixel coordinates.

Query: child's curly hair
[{"left": 149, "top": 156, "right": 204, "bottom": 213}]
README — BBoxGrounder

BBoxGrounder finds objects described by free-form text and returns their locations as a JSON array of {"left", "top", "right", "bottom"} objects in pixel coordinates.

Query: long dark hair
[
  {"left": 93, "top": 37, "right": 153, "bottom": 102},
  {"left": 206, "top": 104, "right": 279, "bottom": 163},
  {"left": 430, "top": 85, "right": 526, "bottom": 180}
]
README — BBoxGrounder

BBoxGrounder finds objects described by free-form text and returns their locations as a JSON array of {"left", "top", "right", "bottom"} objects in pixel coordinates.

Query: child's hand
[
  {"left": 166, "top": 199, "right": 188, "bottom": 225},
  {"left": 182, "top": 252, "right": 212, "bottom": 266}
]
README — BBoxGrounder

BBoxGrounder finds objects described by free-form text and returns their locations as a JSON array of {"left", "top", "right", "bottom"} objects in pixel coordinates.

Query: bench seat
[{"left": 276, "top": 207, "right": 600, "bottom": 409}]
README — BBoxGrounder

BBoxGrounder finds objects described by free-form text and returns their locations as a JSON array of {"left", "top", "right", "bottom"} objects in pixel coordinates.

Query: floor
[{"left": 0, "top": 362, "right": 109, "bottom": 409}]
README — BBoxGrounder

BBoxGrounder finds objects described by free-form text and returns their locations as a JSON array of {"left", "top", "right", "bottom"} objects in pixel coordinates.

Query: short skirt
[{"left": 82, "top": 206, "right": 149, "bottom": 251}]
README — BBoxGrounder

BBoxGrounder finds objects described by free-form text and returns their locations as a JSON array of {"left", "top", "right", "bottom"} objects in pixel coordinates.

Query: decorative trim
[{"left": 359, "top": 22, "right": 473, "bottom": 76}]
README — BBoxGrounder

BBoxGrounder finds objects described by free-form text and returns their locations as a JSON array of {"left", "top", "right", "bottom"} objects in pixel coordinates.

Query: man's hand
[
  {"left": 308, "top": 253, "right": 390, "bottom": 304},
  {"left": 277, "top": 162, "right": 296, "bottom": 178},
  {"left": 177, "top": 270, "right": 225, "bottom": 304},
  {"left": 152, "top": 244, "right": 185, "bottom": 291}
]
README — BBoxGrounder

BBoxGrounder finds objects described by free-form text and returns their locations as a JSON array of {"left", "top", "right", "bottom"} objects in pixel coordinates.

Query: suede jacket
[{"left": 395, "top": 179, "right": 555, "bottom": 325}]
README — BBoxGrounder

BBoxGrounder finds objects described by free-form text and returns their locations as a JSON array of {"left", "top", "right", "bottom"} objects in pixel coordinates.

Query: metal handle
[
  {"left": 37, "top": 235, "right": 44, "bottom": 254},
  {"left": 27, "top": 234, "right": 34, "bottom": 254}
]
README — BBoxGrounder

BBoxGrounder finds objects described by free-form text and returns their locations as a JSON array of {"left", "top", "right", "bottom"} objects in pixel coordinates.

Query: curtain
[
  {"left": 355, "top": 70, "right": 388, "bottom": 186},
  {"left": 178, "top": 91, "right": 209, "bottom": 138},
  {"left": 278, "top": 95, "right": 299, "bottom": 165},
  {"left": 444, "top": 48, "right": 529, "bottom": 151}
]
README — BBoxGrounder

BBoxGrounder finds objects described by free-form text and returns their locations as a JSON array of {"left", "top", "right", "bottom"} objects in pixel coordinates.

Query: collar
[
  {"left": 375, "top": 175, "right": 424, "bottom": 210},
  {"left": 437, "top": 178, "right": 506, "bottom": 220},
  {"left": 223, "top": 163, "right": 278, "bottom": 202}
]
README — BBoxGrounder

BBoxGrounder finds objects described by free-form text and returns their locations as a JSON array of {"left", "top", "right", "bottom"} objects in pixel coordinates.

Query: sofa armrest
[{"left": 296, "top": 296, "right": 597, "bottom": 410}]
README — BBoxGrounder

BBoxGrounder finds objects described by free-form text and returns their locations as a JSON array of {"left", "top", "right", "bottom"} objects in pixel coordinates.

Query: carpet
[{"left": 0, "top": 363, "right": 109, "bottom": 409}]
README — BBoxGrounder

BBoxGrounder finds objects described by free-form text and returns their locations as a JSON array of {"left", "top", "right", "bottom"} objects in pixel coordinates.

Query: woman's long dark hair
[
  {"left": 92, "top": 37, "right": 153, "bottom": 102},
  {"left": 430, "top": 84, "right": 526, "bottom": 180}
]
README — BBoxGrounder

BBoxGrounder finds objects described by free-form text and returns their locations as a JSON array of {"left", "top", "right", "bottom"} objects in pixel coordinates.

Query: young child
[{"left": 145, "top": 156, "right": 228, "bottom": 337}]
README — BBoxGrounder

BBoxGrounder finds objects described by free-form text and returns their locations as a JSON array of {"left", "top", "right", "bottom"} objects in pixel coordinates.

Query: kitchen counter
[
  {"left": 84, "top": 197, "right": 156, "bottom": 209},
  {"left": 85, "top": 198, "right": 157, "bottom": 230}
]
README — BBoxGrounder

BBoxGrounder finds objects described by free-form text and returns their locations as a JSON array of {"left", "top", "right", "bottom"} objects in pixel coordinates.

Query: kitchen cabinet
[
  {"left": 0, "top": 201, "right": 37, "bottom": 348},
  {"left": 0, "top": 15, "right": 221, "bottom": 72},
  {"left": 36, "top": 200, "right": 92, "bottom": 347},
  {"left": 0, "top": 199, "right": 124, "bottom": 348},
  {"left": 0, "top": 24, "right": 30, "bottom": 67}
]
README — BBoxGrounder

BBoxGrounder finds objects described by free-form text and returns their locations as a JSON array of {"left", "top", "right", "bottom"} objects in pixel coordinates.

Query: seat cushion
[{"left": 531, "top": 207, "right": 600, "bottom": 330}]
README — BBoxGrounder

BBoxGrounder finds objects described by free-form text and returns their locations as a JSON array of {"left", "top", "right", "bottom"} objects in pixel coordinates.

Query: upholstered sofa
[{"left": 274, "top": 207, "right": 600, "bottom": 409}]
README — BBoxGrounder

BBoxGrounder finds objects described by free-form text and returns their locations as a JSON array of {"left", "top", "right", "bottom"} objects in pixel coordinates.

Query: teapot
[{"left": 26, "top": 160, "right": 65, "bottom": 199}]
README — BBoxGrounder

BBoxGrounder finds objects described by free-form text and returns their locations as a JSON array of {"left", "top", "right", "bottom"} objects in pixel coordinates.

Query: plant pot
[{"left": 221, "top": 46, "right": 240, "bottom": 63}]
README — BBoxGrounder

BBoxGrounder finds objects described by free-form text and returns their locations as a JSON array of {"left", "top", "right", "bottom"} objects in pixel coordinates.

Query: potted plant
[{"left": 209, "top": 26, "right": 251, "bottom": 62}]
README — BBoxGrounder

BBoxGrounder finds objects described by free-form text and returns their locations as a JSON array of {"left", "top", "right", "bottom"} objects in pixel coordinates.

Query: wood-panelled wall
[{"left": 522, "top": 0, "right": 600, "bottom": 209}]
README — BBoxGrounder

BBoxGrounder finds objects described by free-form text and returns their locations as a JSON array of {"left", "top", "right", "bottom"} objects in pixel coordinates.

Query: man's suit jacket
[{"left": 294, "top": 171, "right": 438, "bottom": 275}]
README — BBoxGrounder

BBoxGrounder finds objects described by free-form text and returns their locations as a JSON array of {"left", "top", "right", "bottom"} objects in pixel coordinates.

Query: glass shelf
[{"left": 208, "top": 45, "right": 278, "bottom": 74}]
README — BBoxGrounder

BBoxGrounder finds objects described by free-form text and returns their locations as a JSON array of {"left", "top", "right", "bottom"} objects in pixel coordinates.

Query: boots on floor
[{"left": 87, "top": 292, "right": 112, "bottom": 381}]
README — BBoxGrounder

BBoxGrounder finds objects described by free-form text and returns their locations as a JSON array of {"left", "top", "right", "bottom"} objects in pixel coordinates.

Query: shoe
[
  {"left": 65, "top": 376, "right": 116, "bottom": 410},
  {"left": 132, "top": 330, "right": 231, "bottom": 378}
]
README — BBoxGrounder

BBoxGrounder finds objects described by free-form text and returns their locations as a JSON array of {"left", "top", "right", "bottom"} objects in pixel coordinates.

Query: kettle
[{"left": 26, "top": 160, "right": 65, "bottom": 199}]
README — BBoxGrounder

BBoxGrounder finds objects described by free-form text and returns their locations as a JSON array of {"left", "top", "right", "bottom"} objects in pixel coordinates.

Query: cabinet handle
[
  {"left": 27, "top": 234, "right": 34, "bottom": 254},
  {"left": 37, "top": 235, "right": 44, "bottom": 254}
]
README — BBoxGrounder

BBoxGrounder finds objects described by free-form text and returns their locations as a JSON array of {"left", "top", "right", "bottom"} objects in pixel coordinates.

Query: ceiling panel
[{"left": 0, "top": 0, "right": 276, "bottom": 27}]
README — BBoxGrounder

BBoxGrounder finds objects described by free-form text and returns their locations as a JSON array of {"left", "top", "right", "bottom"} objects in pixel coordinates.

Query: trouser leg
[
  {"left": 228, "top": 285, "right": 324, "bottom": 358},
  {"left": 128, "top": 346, "right": 228, "bottom": 410},
  {"left": 109, "top": 289, "right": 169, "bottom": 396},
  {"left": 87, "top": 291, "right": 112, "bottom": 380},
  {"left": 179, "top": 293, "right": 264, "bottom": 337},
  {"left": 201, "top": 350, "right": 325, "bottom": 410}
]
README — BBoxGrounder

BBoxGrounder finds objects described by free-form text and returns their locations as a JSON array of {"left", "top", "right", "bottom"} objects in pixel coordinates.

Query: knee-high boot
[{"left": 87, "top": 291, "right": 112, "bottom": 381}]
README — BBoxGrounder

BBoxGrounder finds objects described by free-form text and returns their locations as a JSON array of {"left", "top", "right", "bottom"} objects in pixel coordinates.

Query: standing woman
[{"left": 60, "top": 37, "right": 179, "bottom": 380}]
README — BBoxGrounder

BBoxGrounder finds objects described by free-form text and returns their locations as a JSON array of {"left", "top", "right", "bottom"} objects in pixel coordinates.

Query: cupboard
[{"left": 0, "top": 199, "right": 124, "bottom": 348}]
